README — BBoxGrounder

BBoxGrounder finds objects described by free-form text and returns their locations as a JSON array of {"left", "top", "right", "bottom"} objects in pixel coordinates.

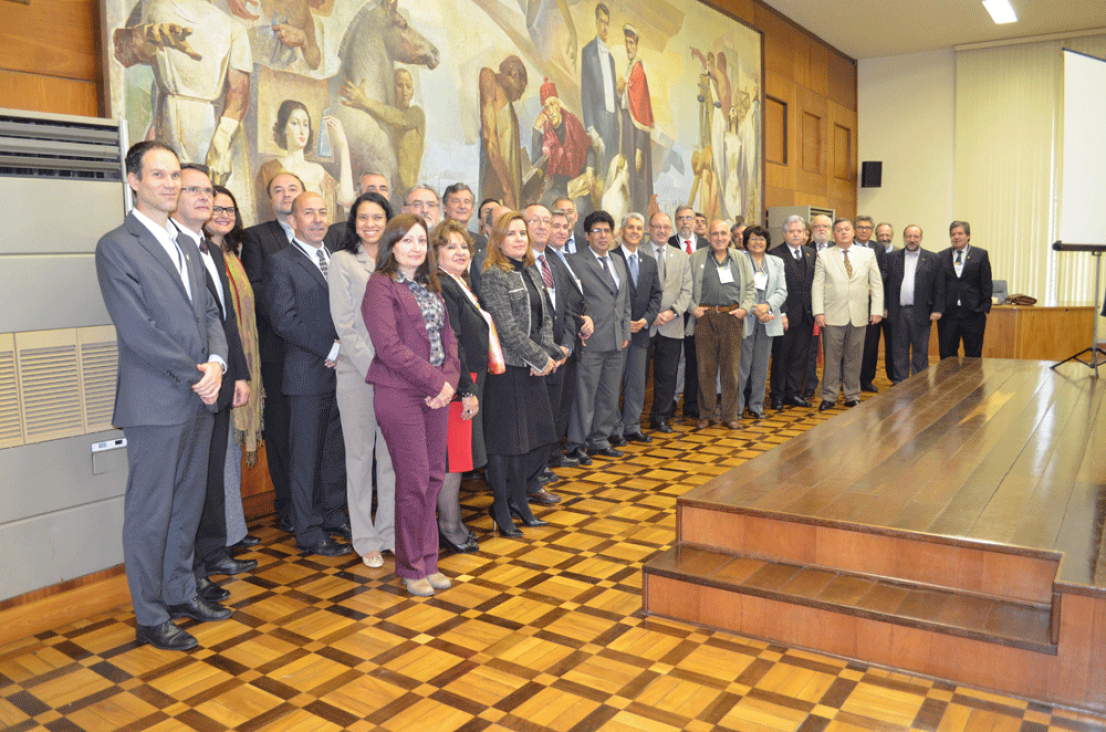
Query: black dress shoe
[
  {"left": 538, "top": 469, "right": 561, "bottom": 485},
  {"left": 168, "top": 596, "right": 232, "bottom": 623},
  {"left": 818, "top": 401, "right": 836, "bottom": 412},
  {"left": 196, "top": 576, "right": 230, "bottom": 602},
  {"left": 860, "top": 382, "right": 879, "bottom": 393},
  {"left": 487, "top": 507, "right": 523, "bottom": 537},
  {"left": 650, "top": 420, "right": 673, "bottom": 433},
  {"left": 548, "top": 453, "right": 580, "bottom": 468},
  {"left": 770, "top": 399, "right": 784, "bottom": 410},
  {"left": 235, "top": 534, "right": 261, "bottom": 548},
  {"left": 298, "top": 537, "right": 352, "bottom": 557},
  {"left": 278, "top": 515, "right": 295, "bottom": 533},
  {"left": 324, "top": 523, "right": 353, "bottom": 541},
  {"left": 566, "top": 447, "right": 593, "bottom": 466},
  {"left": 439, "top": 530, "right": 479, "bottom": 554},
  {"left": 508, "top": 502, "right": 549, "bottom": 527},
  {"left": 587, "top": 446, "right": 624, "bottom": 458},
  {"left": 844, "top": 399, "right": 861, "bottom": 407},
  {"left": 528, "top": 488, "right": 562, "bottom": 505},
  {"left": 625, "top": 432, "right": 653, "bottom": 443},
  {"left": 608, "top": 434, "right": 628, "bottom": 447},
  {"left": 136, "top": 621, "right": 198, "bottom": 651},
  {"left": 206, "top": 556, "right": 258, "bottom": 576},
  {"left": 749, "top": 410, "right": 768, "bottom": 420},
  {"left": 785, "top": 396, "right": 812, "bottom": 408}
]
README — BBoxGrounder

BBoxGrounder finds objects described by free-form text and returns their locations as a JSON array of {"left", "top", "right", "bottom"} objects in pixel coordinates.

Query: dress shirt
[
  {"left": 787, "top": 245, "right": 803, "bottom": 260},
  {"left": 294, "top": 238, "right": 330, "bottom": 274},
  {"left": 900, "top": 249, "right": 920, "bottom": 306},
  {"left": 133, "top": 208, "right": 191, "bottom": 301},
  {"left": 814, "top": 240, "right": 831, "bottom": 253},
  {"left": 278, "top": 220, "right": 294, "bottom": 242},
  {"left": 173, "top": 220, "right": 224, "bottom": 312}
]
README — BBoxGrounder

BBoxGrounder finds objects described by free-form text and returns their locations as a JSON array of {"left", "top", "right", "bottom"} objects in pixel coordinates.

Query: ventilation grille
[
  {"left": 0, "top": 334, "right": 22, "bottom": 449},
  {"left": 79, "top": 333, "right": 118, "bottom": 432},
  {"left": 3, "top": 326, "right": 120, "bottom": 448},
  {"left": 0, "top": 110, "right": 125, "bottom": 180}
]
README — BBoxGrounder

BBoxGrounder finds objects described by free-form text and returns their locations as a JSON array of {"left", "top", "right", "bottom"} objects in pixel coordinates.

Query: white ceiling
[{"left": 760, "top": 0, "right": 1106, "bottom": 59}]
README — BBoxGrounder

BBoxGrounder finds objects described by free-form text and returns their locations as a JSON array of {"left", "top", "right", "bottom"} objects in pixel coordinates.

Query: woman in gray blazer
[
  {"left": 738, "top": 226, "right": 788, "bottom": 420},
  {"left": 479, "top": 211, "right": 564, "bottom": 536},
  {"left": 329, "top": 192, "right": 395, "bottom": 569}
]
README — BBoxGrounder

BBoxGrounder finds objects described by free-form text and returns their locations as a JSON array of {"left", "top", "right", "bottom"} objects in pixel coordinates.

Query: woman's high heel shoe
[
  {"left": 488, "top": 506, "right": 523, "bottom": 537},
  {"left": 439, "top": 530, "right": 479, "bottom": 554},
  {"left": 507, "top": 502, "right": 548, "bottom": 527}
]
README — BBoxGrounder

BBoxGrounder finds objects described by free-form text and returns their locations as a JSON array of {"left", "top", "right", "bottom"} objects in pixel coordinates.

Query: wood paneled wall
[{"left": 1, "top": 0, "right": 857, "bottom": 218}]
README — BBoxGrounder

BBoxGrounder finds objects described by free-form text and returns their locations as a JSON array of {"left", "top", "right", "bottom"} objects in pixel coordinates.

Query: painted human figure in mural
[
  {"left": 341, "top": 68, "right": 426, "bottom": 197},
  {"left": 722, "top": 104, "right": 744, "bottom": 220},
  {"left": 255, "top": 99, "right": 355, "bottom": 222},
  {"left": 243, "top": 0, "right": 322, "bottom": 70},
  {"left": 738, "top": 82, "right": 760, "bottom": 221},
  {"left": 112, "top": 0, "right": 253, "bottom": 214},
  {"left": 531, "top": 79, "right": 594, "bottom": 208},
  {"left": 617, "top": 23, "right": 654, "bottom": 216},
  {"left": 691, "top": 49, "right": 719, "bottom": 150},
  {"left": 580, "top": 3, "right": 620, "bottom": 173},
  {"left": 479, "top": 55, "right": 528, "bottom": 210}
]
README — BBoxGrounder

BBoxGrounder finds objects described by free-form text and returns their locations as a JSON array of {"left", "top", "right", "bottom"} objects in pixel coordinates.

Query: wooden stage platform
[{"left": 643, "top": 358, "right": 1106, "bottom": 713}]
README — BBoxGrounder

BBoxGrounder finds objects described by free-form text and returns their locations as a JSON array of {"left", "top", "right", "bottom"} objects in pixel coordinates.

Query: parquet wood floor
[{"left": 3, "top": 372, "right": 1105, "bottom": 732}]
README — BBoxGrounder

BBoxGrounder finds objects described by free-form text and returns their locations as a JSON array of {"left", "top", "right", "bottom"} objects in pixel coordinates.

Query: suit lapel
[
  {"left": 291, "top": 244, "right": 328, "bottom": 289},
  {"left": 127, "top": 214, "right": 193, "bottom": 305}
]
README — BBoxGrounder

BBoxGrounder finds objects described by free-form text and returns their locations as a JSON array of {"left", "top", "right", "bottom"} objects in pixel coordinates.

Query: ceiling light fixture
[{"left": 982, "top": 0, "right": 1018, "bottom": 24}]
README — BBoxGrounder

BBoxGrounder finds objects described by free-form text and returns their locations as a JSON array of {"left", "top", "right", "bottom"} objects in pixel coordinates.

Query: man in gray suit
[
  {"left": 95, "top": 141, "right": 232, "bottom": 651},
  {"left": 566, "top": 210, "right": 632, "bottom": 460}
]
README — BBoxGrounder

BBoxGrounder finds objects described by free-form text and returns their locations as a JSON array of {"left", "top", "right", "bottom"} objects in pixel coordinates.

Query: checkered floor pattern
[{"left": 3, "top": 401, "right": 1105, "bottom": 732}]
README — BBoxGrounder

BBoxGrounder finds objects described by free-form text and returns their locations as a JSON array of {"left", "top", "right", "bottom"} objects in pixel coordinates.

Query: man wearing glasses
[{"left": 402, "top": 184, "right": 441, "bottom": 226}]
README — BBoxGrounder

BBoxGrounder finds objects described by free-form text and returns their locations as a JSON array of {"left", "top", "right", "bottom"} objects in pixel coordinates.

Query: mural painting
[{"left": 104, "top": 0, "right": 763, "bottom": 228}]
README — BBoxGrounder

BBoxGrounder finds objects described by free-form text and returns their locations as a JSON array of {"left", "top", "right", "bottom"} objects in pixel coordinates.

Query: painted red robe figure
[
  {"left": 532, "top": 78, "right": 593, "bottom": 205},
  {"left": 618, "top": 23, "right": 654, "bottom": 215}
]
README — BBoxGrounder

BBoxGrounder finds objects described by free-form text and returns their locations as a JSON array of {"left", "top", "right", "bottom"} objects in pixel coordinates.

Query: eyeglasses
[
  {"left": 212, "top": 206, "right": 236, "bottom": 216},
  {"left": 528, "top": 217, "right": 552, "bottom": 226},
  {"left": 408, "top": 201, "right": 439, "bottom": 211},
  {"left": 589, "top": 228, "right": 612, "bottom": 235},
  {"left": 181, "top": 186, "right": 214, "bottom": 197}
]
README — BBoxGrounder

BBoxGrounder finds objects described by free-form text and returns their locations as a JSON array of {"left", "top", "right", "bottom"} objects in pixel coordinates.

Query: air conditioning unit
[{"left": 767, "top": 205, "right": 835, "bottom": 248}]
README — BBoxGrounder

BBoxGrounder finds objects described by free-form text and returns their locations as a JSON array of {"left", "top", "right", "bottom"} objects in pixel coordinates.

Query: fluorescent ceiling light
[{"left": 983, "top": 0, "right": 1018, "bottom": 24}]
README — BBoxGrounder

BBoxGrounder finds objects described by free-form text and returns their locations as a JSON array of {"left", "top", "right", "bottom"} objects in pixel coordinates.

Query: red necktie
[
  {"left": 684, "top": 239, "right": 692, "bottom": 254},
  {"left": 538, "top": 254, "right": 554, "bottom": 289}
]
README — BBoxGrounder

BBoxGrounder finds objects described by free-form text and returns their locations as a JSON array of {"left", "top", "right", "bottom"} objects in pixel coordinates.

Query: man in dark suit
[
  {"left": 668, "top": 205, "right": 707, "bottom": 420},
  {"left": 937, "top": 220, "right": 992, "bottom": 359},
  {"left": 567, "top": 210, "right": 632, "bottom": 459},
  {"left": 263, "top": 192, "right": 351, "bottom": 557},
  {"left": 611, "top": 213, "right": 662, "bottom": 442},
  {"left": 854, "top": 215, "right": 890, "bottom": 393},
  {"left": 805, "top": 214, "right": 834, "bottom": 398},
  {"left": 526, "top": 203, "right": 582, "bottom": 499},
  {"left": 644, "top": 212, "right": 692, "bottom": 432},
  {"left": 886, "top": 225, "right": 945, "bottom": 382},
  {"left": 579, "top": 3, "right": 619, "bottom": 173},
  {"left": 171, "top": 165, "right": 257, "bottom": 599},
  {"left": 553, "top": 196, "right": 583, "bottom": 253},
  {"left": 768, "top": 215, "right": 816, "bottom": 409},
  {"left": 241, "top": 172, "right": 302, "bottom": 534},
  {"left": 95, "top": 141, "right": 231, "bottom": 651}
]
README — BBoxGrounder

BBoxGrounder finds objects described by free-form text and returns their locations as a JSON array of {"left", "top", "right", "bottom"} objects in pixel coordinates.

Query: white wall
[{"left": 857, "top": 50, "right": 955, "bottom": 252}]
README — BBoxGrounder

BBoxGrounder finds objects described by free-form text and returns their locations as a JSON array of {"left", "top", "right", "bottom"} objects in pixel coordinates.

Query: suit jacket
[
  {"left": 536, "top": 249, "right": 584, "bottom": 356},
  {"left": 886, "top": 248, "right": 945, "bottom": 324},
  {"left": 768, "top": 243, "right": 815, "bottom": 321},
  {"left": 328, "top": 247, "right": 377, "bottom": 380},
  {"left": 568, "top": 248, "right": 633, "bottom": 351},
  {"left": 644, "top": 242, "right": 692, "bottom": 339},
  {"left": 241, "top": 220, "right": 290, "bottom": 363},
  {"left": 668, "top": 232, "right": 707, "bottom": 254},
  {"left": 478, "top": 263, "right": 561, "bottom": 370},
  {"left": 95, "top": 211, "right": 228, "bottom": 427},
  {"left": 363, "top": 273, "right": 460, "bottom": 397},
  {"left": 741, "top": 252, "right": 788, "bottom": 339},
  {"left": 202, "top": 242, "right": 250, "bottom": 411},
  {"left": 611, "top": 245, "right": 662, "bottom": 347},
  {"left": 264, "top": 242, "right": 339, "bottom": 396},
  {"left": 439, "top": 274, "right": 490, "bottom": 395},
  {"left": 686, "top": 247, "right": 756, "bottom": 336},
  {"left": 939, "top": 246, "right": 992, "bottom": 316},
  {"left": 812, "top": 245, "right": 884, "bottom": 327}
]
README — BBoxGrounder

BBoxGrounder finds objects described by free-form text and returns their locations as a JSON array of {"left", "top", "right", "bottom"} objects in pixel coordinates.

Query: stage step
[{"left": 643, "top": 546, "right": 1056, "bottom": 654}]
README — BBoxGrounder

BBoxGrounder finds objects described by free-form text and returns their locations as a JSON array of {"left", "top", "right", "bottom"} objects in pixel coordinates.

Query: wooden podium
[{"left": 927, "top": 304, "right": 1095, "bottom": 360}]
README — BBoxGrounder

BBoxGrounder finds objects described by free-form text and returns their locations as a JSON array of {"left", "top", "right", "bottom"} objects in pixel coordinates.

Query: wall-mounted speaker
[{"left": 861, "top": 161, "right": 882, "bottom": 188}]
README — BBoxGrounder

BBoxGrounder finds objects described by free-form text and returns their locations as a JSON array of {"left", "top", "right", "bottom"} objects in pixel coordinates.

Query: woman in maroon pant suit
[{"left": 363, "top": 214, "right": 460, "bottom": 597}]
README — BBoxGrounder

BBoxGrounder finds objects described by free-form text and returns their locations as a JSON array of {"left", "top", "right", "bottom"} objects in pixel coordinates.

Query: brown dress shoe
[
  {"left": 725, "top": 421, "right": 741, "bottom": 429},
  {"left": 697, "top": 419, "right": 711, "bottom": 430}
]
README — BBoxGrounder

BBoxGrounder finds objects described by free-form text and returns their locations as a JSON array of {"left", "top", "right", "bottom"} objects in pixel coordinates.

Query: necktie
[
  {"left": 316, "top": 248, "right": 328, "bottom": 278},
  {"left": 956, "top": 251, "right": 963, "bottom": 265},
  {"left": 600, "top": 256, "right": 617, "bottom": 294},
  {"left": 199, "top": 237, "right": 209, "bottom": 254},
  {"left": 655, "top": 247, "right": 665, "bottom": 279},
  {"left": 684, "top": 239, "right": 693, "bottom": 255},
  {"left": 843, "top": 250, "right": 853, "bottom": 279},
  {"left": 628, "top": 253, "right": 639, "bottom": 287},
  {"left": 793, "top": 248, "right": 801, "bottom": 261},
  {"left": 538, "top": 253, "right": 554, "bottom": 290}
]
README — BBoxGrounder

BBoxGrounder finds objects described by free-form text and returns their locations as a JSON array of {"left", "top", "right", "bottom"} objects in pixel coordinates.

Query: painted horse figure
[{"left": 334, "top": 0, "right": 439, "bottom": 197}]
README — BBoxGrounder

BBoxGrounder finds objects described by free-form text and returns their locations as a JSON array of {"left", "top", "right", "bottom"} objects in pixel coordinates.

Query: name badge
[
  {"left": 753, "top": 271, "right": 768, "bottom": 289},
  {"left": 717, "top": 266, "right": 735, "bottom": 284}
]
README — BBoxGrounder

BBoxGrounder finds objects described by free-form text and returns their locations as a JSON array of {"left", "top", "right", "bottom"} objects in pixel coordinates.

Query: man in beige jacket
[{"left": 812, "top": 218, "right": 884, "bottom": 410}]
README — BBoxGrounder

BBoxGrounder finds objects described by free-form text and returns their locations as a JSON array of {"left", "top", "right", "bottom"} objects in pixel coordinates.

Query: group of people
[{"left": 96, "top": 138, "right": 993, "bottom": 651}]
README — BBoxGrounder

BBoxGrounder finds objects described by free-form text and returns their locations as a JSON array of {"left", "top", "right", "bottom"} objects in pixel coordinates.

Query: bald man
[{"left": 263, "top": 192, "right": 351, "bottom": 557}]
